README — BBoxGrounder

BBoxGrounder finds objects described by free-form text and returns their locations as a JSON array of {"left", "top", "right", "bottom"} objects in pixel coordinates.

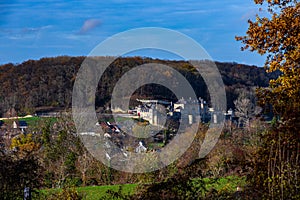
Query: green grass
[
  {"left": 3, "top": 116, "right": 57, "bottom": 126},
  {"left": 77, "top": 176, "right": 245, "bottom": 199},
  {"left": 40, "top": 176, "right": 244, "bottom": 199},
  {"left": 202, "top": 175, "right": 246, "bottom": 192},
  {"left": 41, "top": 184, "right": 137, "bottom": 200},
  {"left": 187, "top": 176, "right": 246, "bottom": 198},
  {"left": 18, "top": 116, "right": 41, "bottom": 124},
  {"left": 25, "top": 116, "right": 57, "bottom": 126},
  {"left": 78, "top": 184, "right": 137, "bottom": 199}
]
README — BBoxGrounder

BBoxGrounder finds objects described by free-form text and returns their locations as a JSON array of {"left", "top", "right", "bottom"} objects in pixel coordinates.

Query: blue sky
[{"left": 0, "top": 0, "right": 266, "bottom": 66}]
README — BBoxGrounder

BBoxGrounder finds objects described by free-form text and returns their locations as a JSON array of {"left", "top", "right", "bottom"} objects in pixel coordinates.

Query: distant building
[
  {"left": 174, "top": 97, "right": 199, "bottom": 115},
  {"left": 135, "top": 141, "right": 147, "bottom": 153},
  {"left": 13, "top": 121, "right": 18, "bottom": 129},
  {"left": 19, "top": 121, "right": 28, "bottom": 131},
  {"left": 12, "top": 120, "right": 28, "bottom": 133},
  {"left": 134, "top": 97, "right": 212, "bottom": 126},
  {"left": 136, "top": 99, "right": 170, "bottom": 126},
  {"left": 134, "top": 97, "right": 234, "bottom": 126},
  {"left": 172, "top": 97, "right": 210, "bottom": 124},
  {"left": 136, "top": 104, "right": 158, "bottom": 125}
]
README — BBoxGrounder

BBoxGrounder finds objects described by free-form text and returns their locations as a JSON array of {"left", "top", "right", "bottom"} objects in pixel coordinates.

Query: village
[
  {"left": 0, "top": 97, "right": 237, "bottom": 156},
  {"left": 95, "top": 97, "right": 237, "bottom": 156}
]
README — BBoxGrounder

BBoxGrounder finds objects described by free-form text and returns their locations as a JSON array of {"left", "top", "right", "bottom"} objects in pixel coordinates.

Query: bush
[
  {"left": 0, "top": 151, "right": 44, "bottom": 200},
  {"left": 249, "top": 126, "right": 300, "bottom": 199},
  {"left": 45, "top": 186, "right": 84, "bottom": 200}
]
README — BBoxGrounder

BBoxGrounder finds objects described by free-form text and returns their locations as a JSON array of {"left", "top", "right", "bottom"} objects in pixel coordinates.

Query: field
[
  {"left": 1, "top": 116, "right": 57, "bottom": 126},
  {"left": 41, "top": 176, "right": 245, "bottom": 199},
  {"left": 78, "top": 184, "right": 137, "bottom": 199},
  {"left": 41, "top": 183, "right": 137, "bottom": 200}
]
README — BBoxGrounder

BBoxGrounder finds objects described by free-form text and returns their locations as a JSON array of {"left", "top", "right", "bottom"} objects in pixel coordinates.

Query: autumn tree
[
  {"left": 237, "top": 0, "right": 300, "bottom": 123},
  {"left": 10, "top": 133, "right": 41, "bottom": 158},
  {"left": 237, "top": 0, "right": 300, "bottom": 199}
]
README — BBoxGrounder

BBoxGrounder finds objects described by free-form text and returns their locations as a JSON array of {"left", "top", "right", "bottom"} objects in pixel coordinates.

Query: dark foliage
[
  {"left": 0, "top": 151, "right": 44, "bottom": 200},
  {"left": 0, "top": 56, "right": 277, "bottom": 117},
  {"left": 248, "top": 125, "right": 300, "bottom": 199},
  {"left": 130, "top": 159, "right": 206, "bottom": 200}
]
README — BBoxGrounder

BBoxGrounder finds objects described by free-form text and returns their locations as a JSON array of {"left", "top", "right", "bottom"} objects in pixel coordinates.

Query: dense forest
[{"left": 0, "top": 56, "right": 278, "bottom": 117}]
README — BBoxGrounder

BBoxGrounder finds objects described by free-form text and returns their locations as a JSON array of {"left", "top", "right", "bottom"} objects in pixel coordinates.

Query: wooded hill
[{"left": 0, "top": 56, "right": 278, "bottom": 117}]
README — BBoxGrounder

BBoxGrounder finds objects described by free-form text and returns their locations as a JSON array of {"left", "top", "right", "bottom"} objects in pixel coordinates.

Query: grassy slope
[
  {"left": 42, "top": 176, "right": 245, "bottom": 199},
  {"left": 77, "top": 184, "right": 137, "bottom": 199},
  {"left": 2, "top": 116, "right": 57, "bottom": 127},
  {"left": 41, "top": 184, "right": 137, "bottom": 200}
]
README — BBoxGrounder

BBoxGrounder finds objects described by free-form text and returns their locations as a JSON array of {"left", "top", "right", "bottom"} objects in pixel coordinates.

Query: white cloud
[
  {"left": 2, "top": 25, "right": 52, "bottom": 40},
  {"left": 21, "top": 25, "right": 52, "bottom": 33},
  {"left": 79, "top": 19, "right": 101, "bottom": 34},
  {"left": 172, "top": 9, "right": 219, "bottom": 15}
]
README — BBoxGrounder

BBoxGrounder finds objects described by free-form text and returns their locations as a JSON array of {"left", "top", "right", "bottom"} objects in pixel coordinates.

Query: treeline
[{"left": 0, "top": 56, "right": 278, "bottom": 117}]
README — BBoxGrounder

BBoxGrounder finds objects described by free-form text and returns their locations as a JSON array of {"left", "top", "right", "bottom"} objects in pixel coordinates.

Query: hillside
[{"left": 0, "top": 56, "right": 278, "bottom": 117}]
